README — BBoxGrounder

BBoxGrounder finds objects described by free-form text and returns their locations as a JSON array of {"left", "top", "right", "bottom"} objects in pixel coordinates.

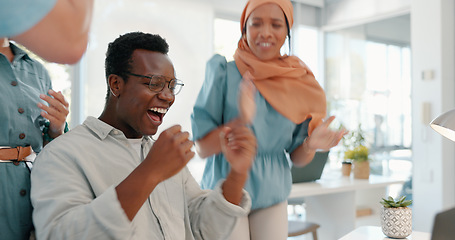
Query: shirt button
[
  {"left": 19, "top": 133, "right": 25, "bottom": 139},
  {"left": 20, "top": 189, "right": 27, "bottom": 196},
  {"left": 11, "top": 81, "right": 18, "bottom": 86},
  {"left": 18, "top": 108, "right": 25, "bottom": 114}
]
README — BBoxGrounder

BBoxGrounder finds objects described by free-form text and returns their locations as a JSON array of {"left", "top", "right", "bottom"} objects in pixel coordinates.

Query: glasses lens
[
  {"left": 147, "top": 75, "right": 183, "bottom": 95},
  {"left": 149, "top": 76, "right": 166, "bottom": 92},
  {"left": 170, "top": 79, "right": 184, "bottom": 95}
]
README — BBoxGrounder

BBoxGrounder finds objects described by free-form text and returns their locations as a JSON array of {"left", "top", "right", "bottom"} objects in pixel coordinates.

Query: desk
[
  {"left": 289, "top": 173, "right": 406, "bottom": 240},
  {"left": 339, "top": 226, "right": 431, "bottom": 240}
]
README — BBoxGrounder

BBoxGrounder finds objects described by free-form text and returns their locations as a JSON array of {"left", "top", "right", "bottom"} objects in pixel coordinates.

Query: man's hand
[
  {"left": 145, "top": 125, "right": 195, "bottom": 183},
  {"left": 116, "top": 125, "right": 194, "bottom": 221},
  {"left": 219, "top": 125, "right": 256, "bottom": 205},
  {"left": 220, "top": 126, "right": 256, "bottom": 175}
]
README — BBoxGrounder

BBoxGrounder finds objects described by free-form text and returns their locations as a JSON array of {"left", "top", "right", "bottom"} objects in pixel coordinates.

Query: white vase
[{"left": 380, "top": 206, "right": 412, "bottom": 238}]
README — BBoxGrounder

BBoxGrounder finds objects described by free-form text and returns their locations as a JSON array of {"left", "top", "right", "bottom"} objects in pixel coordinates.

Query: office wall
[{"left": 411, "top": 0, "right": 455, "bottom": 232}]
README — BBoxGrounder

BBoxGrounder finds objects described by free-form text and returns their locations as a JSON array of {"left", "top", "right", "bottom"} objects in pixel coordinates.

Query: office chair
[
  {"left": 288, "top": 201, "right": 319, "bottom": 239},
  {"left": 288, "top": 220, "right": 320, "bottom": 239}
]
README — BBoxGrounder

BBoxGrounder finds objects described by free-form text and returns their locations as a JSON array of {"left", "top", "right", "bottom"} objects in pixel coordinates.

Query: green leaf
[
  {"left": 402, "top": 200, "right": 412, "bottom": 207},
  {"left": 397, "top": 196, "right": 406, "bottom": 204}
]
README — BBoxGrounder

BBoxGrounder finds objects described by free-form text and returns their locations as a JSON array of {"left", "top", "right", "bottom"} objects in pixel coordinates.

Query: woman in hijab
[{"left": 191, "top": 0, "right": 347, "bottom": 239}]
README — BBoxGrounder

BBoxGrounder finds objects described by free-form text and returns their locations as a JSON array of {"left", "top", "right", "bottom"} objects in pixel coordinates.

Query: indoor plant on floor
[{"left": 380, "top": 196, "right": 413, "bottom": 238}]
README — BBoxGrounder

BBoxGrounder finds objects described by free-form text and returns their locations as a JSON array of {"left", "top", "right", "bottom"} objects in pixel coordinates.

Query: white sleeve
[
  {"left": 183, "top": 168, "right": 251, "bottom": 240},
  {"left": 30, "top": 150, "right": 132, "bottom": 240}
]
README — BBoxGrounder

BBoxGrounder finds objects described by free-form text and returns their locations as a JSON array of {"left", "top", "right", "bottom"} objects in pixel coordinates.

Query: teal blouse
[
  {"left": 191, "top": 54, "right": 309, "bottom": 210},
  {"left": 0, "top": 43, "right": 53, "bottom": 240},
  {"left": 0, "top": 43, "right": 51, "bottom": 153}
]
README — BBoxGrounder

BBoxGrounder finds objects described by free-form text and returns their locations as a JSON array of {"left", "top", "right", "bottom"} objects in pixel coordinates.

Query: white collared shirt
[{"left": 31, "top": 116, "right": 251, "bottom": 240}]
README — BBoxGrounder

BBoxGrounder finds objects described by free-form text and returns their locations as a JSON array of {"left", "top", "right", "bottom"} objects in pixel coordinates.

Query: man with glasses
[
  {"left": 125, "top": 72, "right": 184, "bottom": 96},
  {"left": 30, "top": 32, "right": 256, "bottom": 240}
]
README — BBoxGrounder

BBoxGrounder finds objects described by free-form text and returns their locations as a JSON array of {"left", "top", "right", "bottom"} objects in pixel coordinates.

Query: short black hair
[{"left": 104, "top": 32, "right": 169, "bottom": 100}]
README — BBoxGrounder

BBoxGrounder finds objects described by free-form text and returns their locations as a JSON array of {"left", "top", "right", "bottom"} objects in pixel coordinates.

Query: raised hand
[
  {"left": 37, "top": 89, "right": 69, "bottom": 138},
  {"left": 306, "top": 116, "right": 348, "bottom": 151},
  {"left": 145, "top": 125, "right": 195, "bottom": 182},
  {"left": 238, "top": 72, "right": 257, "bottom": 125},
  {"left": 219, "top": 125, "right": 257, "bottom": 175}
]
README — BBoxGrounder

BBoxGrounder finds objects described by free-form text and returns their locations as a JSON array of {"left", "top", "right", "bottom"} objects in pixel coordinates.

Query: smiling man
[{"left": 30, "top": 32, "right": 256, "bottom": 240}]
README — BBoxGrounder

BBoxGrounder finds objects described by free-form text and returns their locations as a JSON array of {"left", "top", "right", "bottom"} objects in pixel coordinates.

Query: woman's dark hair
[
  {"left": 241, "top": 15, "right": 292, "bottom": 52},
  {"left": 104, "top": 32, "right": 169, "bottom": 100}
]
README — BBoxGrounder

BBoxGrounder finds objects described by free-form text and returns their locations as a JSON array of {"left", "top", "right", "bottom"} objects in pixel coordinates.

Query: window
[
  {"left": 325, "top": 30, "right": 412, "bottom": 178},
  {"left": 293, "top": 25, "right": 321, "bottom": 83},
  {"left": 213, "top": 18, "right": 240, "bottom": 61}
]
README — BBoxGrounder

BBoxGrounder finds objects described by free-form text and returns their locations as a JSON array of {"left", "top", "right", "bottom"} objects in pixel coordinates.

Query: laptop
[
  {"left": 431, "top": 207, "right": 455, "bottom": 240},
  {"left": 291, "top": 151, "right": 329, "bottom": 183}
]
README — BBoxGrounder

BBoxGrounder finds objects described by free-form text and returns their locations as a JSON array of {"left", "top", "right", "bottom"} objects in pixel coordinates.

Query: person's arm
[
  {"left": 11, "top": 0, "right": 94, "bottom": 64},
  {"left": 31, "top": 138, "right": 134, "bottom": 240},
  {"left": 290, "top": 136, "right": 317, "bottom": 167},
  {"left": 219, "top": 125, "right": 256, "bottom": 205},
  {"left": 184, "top": 166, "right": 251, "bottom": 240},
  {"left": 194, "top": 118, "right": 242, "bottom": 158},
  {"left": 195, "top": 124, "right": 255, "bottom": 203},
  {"left": 184, "top": 125, "right": 256, "bottom": 240},
  {"left": 115, "top": 125, "right": 195, "bottom": 220},
  {"left": 290, "top": 116, "right": 347, "bottom": 166},
  {"left": 195, "top": 75, "right": 256, "bottom": 159}
]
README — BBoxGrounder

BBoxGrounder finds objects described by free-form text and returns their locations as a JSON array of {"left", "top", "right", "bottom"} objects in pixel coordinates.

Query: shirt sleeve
[
  {"left": 191, "top": 54, "right": 228, "bottom": 141},
  {"left": 182, "top": 168, "right": 251, "bottom": 240},
  {"left": 30, "top": 148, "right": 132, "bottom": 240},
  {"left": 0, "top": 0, "right": 57, "bottom": 37}
]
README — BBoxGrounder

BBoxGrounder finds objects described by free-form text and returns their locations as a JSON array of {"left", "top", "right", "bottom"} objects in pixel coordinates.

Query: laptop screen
[
  {"left": 431, "top": 207, "right": 455, "bottom": 240},
  {"left": 291, "top": 151, "right": 329, "bottom": 183}
]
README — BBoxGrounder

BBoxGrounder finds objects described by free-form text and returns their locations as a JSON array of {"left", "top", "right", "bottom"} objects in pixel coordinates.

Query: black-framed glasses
[{"left": 126, "top": 72, "right": 184, "bottom": 95}]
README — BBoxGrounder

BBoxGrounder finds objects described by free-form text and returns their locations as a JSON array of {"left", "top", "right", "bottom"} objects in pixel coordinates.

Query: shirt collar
[
  {"left": 83, "top": 116, "right": 154, "bottom": 145},
  {"left": 9, "top": 42, "right": 31, "bottom": 62},
  {"left": 83, "top": 116, "right": 125, "bottom": 140}
]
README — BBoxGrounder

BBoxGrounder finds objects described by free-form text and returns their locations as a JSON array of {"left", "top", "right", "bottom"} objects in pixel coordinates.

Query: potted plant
[
  {"left": 344, "top": 145, "right": 370, "bottom": 179},
  {"left": 341, "top": 160, "right": 352, "bottom": 177},
  {"left": 343, "top": 125, "right": 370, "bottom": 179},
  {"left": 380, "top": 196, "right": 413, "bottom": 238}
]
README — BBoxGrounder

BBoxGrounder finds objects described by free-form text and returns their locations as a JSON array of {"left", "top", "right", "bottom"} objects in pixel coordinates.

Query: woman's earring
[{"left": 110, "top": 88, "right": 117, "bottom": 97}]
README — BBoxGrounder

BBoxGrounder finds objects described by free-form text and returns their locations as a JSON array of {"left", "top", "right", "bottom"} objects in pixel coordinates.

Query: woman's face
[{"left": 245, "top": 3, "right": 288, "bottom": 61}]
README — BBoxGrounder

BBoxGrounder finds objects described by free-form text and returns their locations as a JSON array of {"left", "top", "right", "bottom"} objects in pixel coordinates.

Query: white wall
[{"left": 411, "top": 0, "right": 455, "bottom": 232}]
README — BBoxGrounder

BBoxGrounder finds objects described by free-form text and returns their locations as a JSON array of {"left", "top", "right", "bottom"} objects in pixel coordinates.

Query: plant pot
[
  {"left": 381, "top": 206, "right": 412, "bottom": 238},
  {"left": 341, "top": 162, "right": 352, "bottom": 177},
  {"left": 353, "top": 161, "right": 369, "bottom": 179}
]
